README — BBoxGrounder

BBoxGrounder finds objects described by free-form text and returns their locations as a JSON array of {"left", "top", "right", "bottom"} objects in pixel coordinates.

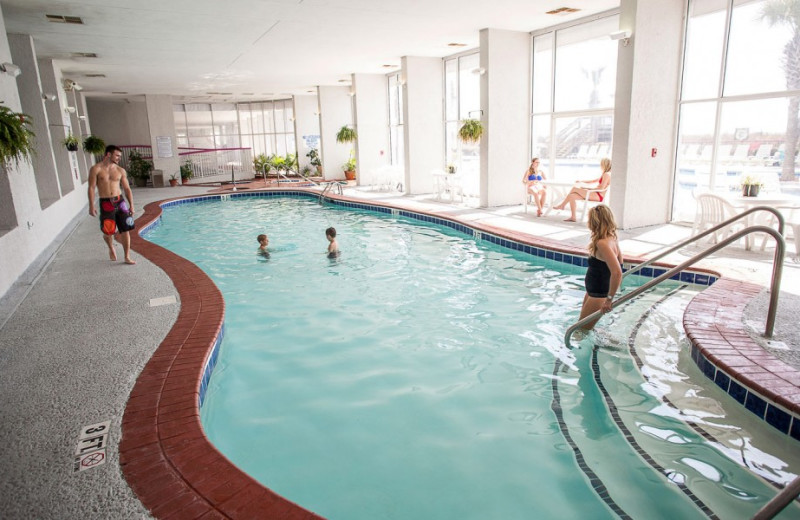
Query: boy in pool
[
  {"left": 257, "top": 233, "right": 270, "bottom": 258},
  {"left": 326, "top": 227, "right": 339, "bottom": 258}
]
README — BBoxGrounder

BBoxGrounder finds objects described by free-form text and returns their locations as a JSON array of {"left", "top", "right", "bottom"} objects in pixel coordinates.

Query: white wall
[
  {"left": 38, "top": 59, "right": 78, "bottom": 193},
  {"left": 293, "top": 94, "right": 321, "bottom": 174},
  {"left": 480, "top": 28, "right": 531, "bottom": 207},
  {"left": 86, "top": 98, "right": 151, "bottom": 148},
  {"left": 353, "top": 73, "right": 390, "bottom": 187},
  {"left": 402, "top": 56, "right": 443, "bottom": 194},
  {"left": 612, "top": 0, "right": 684, "bottom": 229},
  {"left": 318, "top": 85, "right": 353, "bottom": 181},
  {"left": 0, "top": 5, "right": 87, "bottom": 301}
]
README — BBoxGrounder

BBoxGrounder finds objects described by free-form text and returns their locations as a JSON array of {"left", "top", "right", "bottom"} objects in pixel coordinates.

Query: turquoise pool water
[{"left": 145, "top": 195, "right": 799, "bottom": 520}]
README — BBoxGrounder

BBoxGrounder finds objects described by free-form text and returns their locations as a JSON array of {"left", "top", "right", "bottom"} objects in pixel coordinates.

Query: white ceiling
[{"left": 1, "top": 0, "right": 618, "bottom": 102}]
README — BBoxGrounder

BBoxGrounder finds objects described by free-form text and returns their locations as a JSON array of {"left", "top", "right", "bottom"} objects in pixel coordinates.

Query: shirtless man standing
[{"left": 88, "top": 145, "right": 136, "bottom": 264}]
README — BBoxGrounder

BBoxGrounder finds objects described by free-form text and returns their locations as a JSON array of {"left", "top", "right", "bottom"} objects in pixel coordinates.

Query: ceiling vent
[
  {"left": 111, "top": 91, "right": 128, "bottom": 94},
  {"left": 84, "top": 73, "right": 106, "bottom": 78},
  {"left": 71, "top": 52, "right": 98, "bottom": 58},
  {"left": 46, "top": 14, "right": 84, "bottom": 24},
  {"left": 546, "top": 7, "right": 580, "bottom": 15}
]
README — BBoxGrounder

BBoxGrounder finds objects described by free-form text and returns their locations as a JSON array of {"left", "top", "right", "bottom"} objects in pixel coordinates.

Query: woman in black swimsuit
[{"left": 579, "top": 204, "right": 623, "bottom": 330}]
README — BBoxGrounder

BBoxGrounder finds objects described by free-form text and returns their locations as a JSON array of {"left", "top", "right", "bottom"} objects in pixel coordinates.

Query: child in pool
[
  {"left": 257, "top": 233, "right": 270, "bottom": 258},
  {"left": 326, "top": 227, "right": 339, "bottom": 258}
]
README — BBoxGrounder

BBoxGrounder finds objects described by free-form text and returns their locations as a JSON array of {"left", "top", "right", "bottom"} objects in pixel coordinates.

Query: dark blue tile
[
  {"left": 537, "top": 248, "right": 545, "bottom": 257},
  {"left": 653, "top": 268, "right": 666, "bottom": 278},
  {"left": 546, "top": 250, "right": 554, "bottom": 260},
  {"left": 714, "top": 370, "right": 730, "bottom": 392},
  {"left": 728, "top": 380, "right": 747, "bottom": 404},
  {"left": 695, "top": 274, "right": 709, "bottom": 285},
  {"left": 680, "top": 272, "right": 695, "bottom": 283},
  {"left": 642, "top": 267, "right": 653, "bottom": 277},
  {"left": 765, "top": 405, "right": 791, "bottom": 434},
  {"left": 700, "top": 356, "right": 716, "bottom": 379},
  {"left": 745, "top": 393, "right": 767, "bottom": 418},
  {"left": 554, "top": 252, "right": 563, "bottom": 263},
  {"left": 791, "top": 419, "right": 800, "bottom": 441}
]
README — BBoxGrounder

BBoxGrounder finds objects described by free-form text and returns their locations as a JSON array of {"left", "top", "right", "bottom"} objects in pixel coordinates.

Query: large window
[
  {"left": 531, "top": 15, "right": 618, "bottom": 181},
  {"left": 673, "top": 0, "right": 800, "bottom": 221},
  {"left": 173, "top": 100, "right": 296, "bottom": 157},
  {"left": 388, "top": 73, "right": 404, "bottom": 167},
  {"left": 444, "top": 52, "right": 480, "bottom": 196}
]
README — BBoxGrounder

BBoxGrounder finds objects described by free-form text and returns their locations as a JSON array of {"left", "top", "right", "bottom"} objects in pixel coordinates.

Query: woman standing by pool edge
[{"left": 580, "top": 204, "right": 623, "bottom": 330}]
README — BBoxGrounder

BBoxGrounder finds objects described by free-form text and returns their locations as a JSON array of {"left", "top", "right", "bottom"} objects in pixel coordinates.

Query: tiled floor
[{"left": 119, "top": 184, "right": 800, "bottom": 518}]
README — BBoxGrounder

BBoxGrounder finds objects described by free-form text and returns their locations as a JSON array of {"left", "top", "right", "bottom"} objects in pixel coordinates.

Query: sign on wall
[{"left": 156, "top": 136, "right": 173, "bottom": 158}]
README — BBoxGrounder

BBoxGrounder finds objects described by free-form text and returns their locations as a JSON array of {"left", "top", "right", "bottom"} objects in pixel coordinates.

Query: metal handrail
[
  {"left": 622, "top": 206, "right": 784, "bottom": 280},
  {"left": 564, "top": 225, "right": 786, "bottom": 348},
  {"left": 753, "top": 475, "right": 800, "bottom": 519},
  {"left": 319, "top": 181, "right": 343, "bottom": 200}
]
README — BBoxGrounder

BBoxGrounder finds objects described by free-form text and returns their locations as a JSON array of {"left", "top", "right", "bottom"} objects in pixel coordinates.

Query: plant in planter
[
  {"left": 253, "top": 154, "right": 269, "bottom": 178},
  {"left": 82, "top": 135, "right": 106, "bottom": 157},
  {"left": 284, "top": 153, "right": 298, "bottom": 175},
  {"left": 306, "top": 148, "right": 322, "bottom": 174},
  {"left": 0, "top": 106, "right": 36, "bottom": 169},
  {"left": 342, "top": 156, "right": 356, "bottom": 181},
  {"left": 127, "top": 150, "right": 153, "bottom": 187},
  {"left": 741, "top": 175, "right": 764, "bottom": 197},
  {"left": 62, "top": 133, "right": 80, "bottom": 152},
  {"left": 336, "top": 125, "right": 357, "bottom": 144},
  {"left": 169, "top": 173, "right": 179, "bottom": 187},
  {"left": 271, "top": 155, "right": 287, "bottom": 175},
  {"left": 447, "top": 163, "right": 457, "bottom": 174},
  {"left": 458, "top": 119, "right": 483, "bottom": 143},
  {"left": 180, "top": 160, "right": 194, "bottom": 184}
]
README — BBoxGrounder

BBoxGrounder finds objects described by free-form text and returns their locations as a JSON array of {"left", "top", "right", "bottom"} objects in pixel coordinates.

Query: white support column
[
  {"left": 612, "top": 0, "right": 684, "bottom": 228},
  {"left": 144, "top": 94, "right": 177, "bottom": 182},
  {"left": 402, "top": 56, "right": 443, "bottom": 195},
  {"left": 480, "top": 28, "right": 531, "bottom": 207},
  {"left": 318, "top": 85, "right": 353, "bottom": 181},
  {"left": 293, "top": 94, "right": 321, "bottom": 174},
  {"left": 353, "top": 73, "right": 390, "bottom": 187},
  {"left": 37, "top": 58, "right": 76, "bottom": 194},
  {"left": 8, "top": 33, "right": 60, "bottom": 208}
]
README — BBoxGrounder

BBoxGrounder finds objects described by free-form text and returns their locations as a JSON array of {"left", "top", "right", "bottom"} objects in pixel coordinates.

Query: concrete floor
[{"left": 0, "top": 182, "right": 797, "bottom": 518}]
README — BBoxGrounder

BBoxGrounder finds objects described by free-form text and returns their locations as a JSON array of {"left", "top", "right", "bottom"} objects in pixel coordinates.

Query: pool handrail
[
  {"left": 621, "top": 206, "right": 784, "bottom": 280},
  {"left": 753, "top": 475, "right": 800, "bottom": 520},
  {"left": 564, "top": 224, "right": 786, "bottom": 348}
]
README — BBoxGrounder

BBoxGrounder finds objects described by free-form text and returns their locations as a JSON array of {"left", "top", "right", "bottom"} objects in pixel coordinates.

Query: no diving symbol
[
  {"left": 82, "top": 452, "right": 104, "bottom": 467},
  {"left": 75, "top": 449, "right": 107, "bottom": 472}
]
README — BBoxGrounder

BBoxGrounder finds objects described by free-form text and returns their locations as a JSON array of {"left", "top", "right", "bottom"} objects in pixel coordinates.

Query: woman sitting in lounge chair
[{"left": 553, "top": 157, "right": 611, "bottom": 222}]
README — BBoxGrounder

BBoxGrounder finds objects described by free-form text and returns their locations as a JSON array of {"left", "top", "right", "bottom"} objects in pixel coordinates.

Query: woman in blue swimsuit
[
  {"left": 579, "top": 204, "right": 623, "bottom": 330},
  {"left": 521, "top": 157, "right": 547, "bottom": 216}
]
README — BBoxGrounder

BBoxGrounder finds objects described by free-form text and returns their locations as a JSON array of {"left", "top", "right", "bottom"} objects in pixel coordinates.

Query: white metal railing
[{"left": 178, "top": 147, "right": 254, "bottom": 180}]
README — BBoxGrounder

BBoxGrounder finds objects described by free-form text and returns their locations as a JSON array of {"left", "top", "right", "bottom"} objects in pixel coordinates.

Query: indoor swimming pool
[{"left": 144, "top": 194, "right": 800, "bottom": 520}]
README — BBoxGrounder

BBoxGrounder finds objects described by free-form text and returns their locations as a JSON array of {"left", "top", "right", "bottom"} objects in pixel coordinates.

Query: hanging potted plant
[
  {"left": 127, "top": 150, "right": 153, "bottom": 187},
  {"left": 458, "top": 119, "right": 484, "bottom": 143},
  {"left": 82, "top": 135, "right": 106, "bottom": 157},
  {"left": 180, "top": 160, "right": 194, "bottom": 184},
  {"left": 336, "top": 125, "right": 357, "bottom": 144},
  {"left": 342, "top": 156, "right": 356, "bottom": 181},
  {"left": 62, "top": 133, "right": 80, "bottom": 152},
  {"left": 0, "top": 106, "right": 36, "bottom": 169}
]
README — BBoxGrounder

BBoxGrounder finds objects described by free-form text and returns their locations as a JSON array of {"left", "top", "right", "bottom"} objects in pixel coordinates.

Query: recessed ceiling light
[
  {"left": 46, "top": 14, "right": 84, "bottom": 24},
  {"left": 71, "top": 52, "right": 98, "bottom": 58},
  {"left": 447, "top": 43, "right": 467, "bottom": 47},
  {"left": 546, "top": 7, "right": 580, "bottom": 15}
]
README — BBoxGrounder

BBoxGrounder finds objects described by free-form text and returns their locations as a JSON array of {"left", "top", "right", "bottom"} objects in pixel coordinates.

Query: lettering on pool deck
[{"left": 73, "top": 420, "right": 110, "bottom": 472}]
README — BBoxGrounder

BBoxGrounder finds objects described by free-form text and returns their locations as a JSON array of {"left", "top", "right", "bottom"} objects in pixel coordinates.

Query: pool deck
[{"left": 0, "top": 181, "right": 798, "bottom": 518}]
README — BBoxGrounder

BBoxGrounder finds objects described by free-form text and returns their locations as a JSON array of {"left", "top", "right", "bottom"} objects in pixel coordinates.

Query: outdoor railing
[{"left": 178, "top": 147, "right": 254, "bottom": 180}]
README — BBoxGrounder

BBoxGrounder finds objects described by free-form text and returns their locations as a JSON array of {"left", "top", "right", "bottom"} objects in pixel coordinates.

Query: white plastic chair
[
  {"left": 577, "top": 187, "right": 609, "bottom": 222},
  {"left": 692, "top": 192, "right": 744, "bottom": 244}
]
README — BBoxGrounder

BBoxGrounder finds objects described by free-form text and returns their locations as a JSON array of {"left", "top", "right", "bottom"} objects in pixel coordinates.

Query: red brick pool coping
[{"left": 121, "top": 189, "right": 799, "bottom": 519}]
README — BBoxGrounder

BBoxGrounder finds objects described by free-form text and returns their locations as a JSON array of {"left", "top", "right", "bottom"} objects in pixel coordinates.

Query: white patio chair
[
  {"left": 692, "top": 192, "right": 744, "bottom": 245},
  {"left": 577, "top": 187, "right": 609, "bottom": 222}
]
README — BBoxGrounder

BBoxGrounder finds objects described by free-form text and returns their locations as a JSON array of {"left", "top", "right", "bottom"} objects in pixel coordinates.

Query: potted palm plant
[
  {"left": 0, "top": 106, "right": 35, "bottom": 169},
  {"left": 82, "top": 135, "right": 106, "bottom": 157},
  {"left": 336, "top": 125, "right": 357, "bottom": 144},
  {"left": 180, "top": 160, "right": 194, "bottom": 184},
  {"left": 458, "top": 119, "right": 483, "bottom": 143},
  {"left": 127, "top": 150, "right": 153, "bottom": 187},
  {"left": 306, "top": 148, "right": 322, "bottom": 175},
  {"left": 169, "top": 173, "right": 179, "bottom": 187},
  {"left": 62, "top": 133, "right": 80, "bottom": 152}
]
